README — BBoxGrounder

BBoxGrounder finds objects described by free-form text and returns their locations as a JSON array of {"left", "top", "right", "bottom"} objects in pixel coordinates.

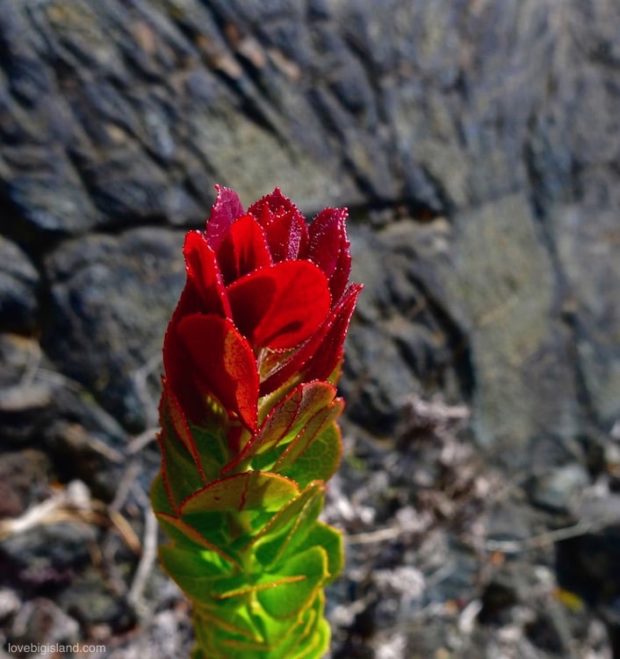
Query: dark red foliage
[{"left": 163, "top": 186, "right": 360, "bottom": 431}]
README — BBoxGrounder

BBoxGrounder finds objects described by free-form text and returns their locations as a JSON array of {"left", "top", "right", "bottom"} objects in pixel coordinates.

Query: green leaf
[
  {"left": 273, "top": 399, "right": 343, "bottom": 473},
  {"left": 279, "top": 421, "right": 343, "bottom": 488},
  {"left": 161, "top": 544, "right": 231, "bottom": 578},
  {"left": 176, "top": 510, "right": 232, "bottom": 550},
  {"left": 156, "top": 513, "right": 241, "bottom": 567},
  {"left": 256, "top": 371, "right": 299, "bottom": 424},
  {"left": 194, "top": 601, "right": 265, "bottom": 646},
  {"left": 160, "top": 383, "right": 204, "bottom": 472},
  {"left": 191, "top": 424, "right": 229, "bottom": 481},
  {"left": 150, "top": 473, "right": 174, "bottom": 515},
  {"left": 152, "top": 475, "right": 229, "bottom": 554},
  {"left": 159, "top": 394, "right": 230, "bottom": 503},
  {"left": 252, "top": 482, "right": 324, "bottom": 569},
  {"left": 159, "top": 544, "right": 235, "bottom": 603},
  {"left": 181, "top": 471, "right": 299, "bottom": 515},
  {"left": 297, "top": 616, "right": 331, "bottom": 659},
  {"left": 259, "top": 591, "right": 326, "bottom": 658},
  {"left": 257, "top": 546, "right": 329, "bottom": 619},
  {"left": 224, "top": 382, "right": 337, "bottom": 473},
  {"left": 295, "top": 522, "right": 344, "bottom": 584},
  {"left": 262, "top": 591, "right": 326, "bottom": 659},
  {"left": 177, "top": 472, "right": 300, "bottom": 552},
  {"left": 158, "top": 428, "right": 205, "bottom": 510},
  {"left": 194, "top": 605, "right": 271, "bottom": 658}
]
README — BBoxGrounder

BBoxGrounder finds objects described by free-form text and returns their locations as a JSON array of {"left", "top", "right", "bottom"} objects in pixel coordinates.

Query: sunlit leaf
[
  {"left": 217, "top": 214, "right": 272, "bottom": 284},
  {"left": 206, "top": 184, "right": 244, "bottom": 250},
  {"left": 227, "top": 261, "right": 330, "bottom": 350},
  {"left": 177, "top": 314, "right": 259, "bottom": 430},
  {"left": 252, "top": 482, "right": 325, "bottom": 568},
  {"left": 224, "top": 381, "right": 336, "bottom": 472},
  {"left": 279, "top": 422, "right": 343, "bottom": 488},
  {"left": 273, "top": 399, "right": 343, "bottom": 473},
  {"left": 257, "top": 546, "right": 329, "bottom": 619},
  {"left": 181, "top": 471, "right": 299, "bottom": 515},
  {"left": 248, "top": 187, "right": 309, "bottom": 261}
]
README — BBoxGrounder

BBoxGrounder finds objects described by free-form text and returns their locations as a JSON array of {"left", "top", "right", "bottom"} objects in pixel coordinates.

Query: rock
[
  {"left": 58, "top": 568, "right": 135, "bottom": 630},
  {"left": 0, "top": 588, "right": 20, "bottom": 622},
  {"left": 0, "top": 0, "right": 608, "bottom": 235},
  {"left": 0, "top": 522, "right": 97, "bottom": 590},
  {"left": 486, "top": 501, "right": 539, "bottom": 547},
  {"left": 419, "top": 194, "right": 579, "bottom": 455},
  {"left": 556, "top": 526, "right": 620, "bottom": 608},
  {"left": 43, "top": 420, "right": 126, "bottom": 503},
  {"left": 529, "top": 464, "right": 590, "bottom": 515},
  {"left": 0, "top": 334, "right": 42, "bottom": 389},
  {"left": 105, "top": 608, "right": 193, "bottom": 659},
  {"left": 0, "top": 334, "right": 51, "bottom": 445},
  {"left": 478, "top": 564, "right": 525, "bottom": 625},
  {"left": 0, "top": 450, "right": 53, "bottom": 519},
  {"left": 44, "top": 228, "right": 185, "bottom": 430},
  {"left": 0, "top": 334, "right": 129, "bottom": 473},
  {"left": 0, "top": 238, "right": 39, "bottom": 333},
  {"left": 550, "top": 203, "right": 620, "bottom": 427},
  {"left": 342, "top": 223, "right": 472, "bottom": 435},
  {"left": 7, "top": 598, "right": 80, "bottom": 647},
  {"left": 0, "top": 146, "right": 102, "bottom": 239}
]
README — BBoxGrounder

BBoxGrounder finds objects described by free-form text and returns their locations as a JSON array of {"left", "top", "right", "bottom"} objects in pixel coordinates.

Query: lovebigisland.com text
[{"left": 7, "top": 643, "right": 107, "bottom": 656}]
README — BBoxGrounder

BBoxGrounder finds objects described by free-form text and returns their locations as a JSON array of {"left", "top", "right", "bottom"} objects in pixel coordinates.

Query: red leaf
[
  {"left": 304, "top": 283, "right": 362, "bottom": 381},
  {"left": 163, "top": 294, "right": 208, "bottom": 424},
  {"left": 260, "top": 283, "right": 362, "bottom": 394},
  {"left": 177, "top": 314, "right": 259, "bottom": 430},
  {"left": 327, "top": 231, "right": 351, "bottom": 301},
  {"left": 184, "top": 231, "right": 231, "bottom": 317},
  {"left": 248, "top": 188, "right": 309, "bottom": 261},
  {"left": 216, "top": 215, "right": 273, "bottom": 284},
  {"left": 162, "top": 233, "right": 232, "bottom": 425},
  {"left": 307, "top": 208, "right": 347, "bottom": 278},
  {"left": 227, "top": 261, "right": 331, "bottom": 350},
  {"left": 263, "top": 212, "right": 308, "bottom": 262},
  {"left": 206, "top": 185, "right": 244, "bottom": 250}
]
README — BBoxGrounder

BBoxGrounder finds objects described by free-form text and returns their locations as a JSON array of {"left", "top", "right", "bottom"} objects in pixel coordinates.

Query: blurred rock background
[{"left": 0, "top": 0, "right": 619, "bottom": 657}]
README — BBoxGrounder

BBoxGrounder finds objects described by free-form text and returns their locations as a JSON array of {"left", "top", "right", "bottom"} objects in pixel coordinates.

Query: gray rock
[
  {"left": 529, "top": 463, "right": 590, "bottom": 515},
  {"left": 0, "top": 588, "right": 20, "bottom": 623},
  {"left": 0, "top": 0, "right": 607, "bottom": 233},
  {"left": 402, "top": 194, "right": 581, "bottom": 457},
  {"left": 0, "top": 522, "right": 97, "bottom": 589},
  {"left": 0, "top": 450, "right": 52, "bottom": 519},
  {"left": 556, "top": 525, "right": 620, "bottom": 612},
  {"left": 0, "top": 333, "right": 128, "bottom": 466},
  {"left": 105, "top": 608, "right": 193, "bottom": 659},
  {"left": 0, "top": 237, "right": 38, "bottom": 333},
  {"left": 58, "top": 568, "right": 135, "bottom": 629},
  {"left": 551, "top": 204, "right": 620, "bottom": 428},
  {"left": 44, "top": 227, "right": 185, "bottom": 430},
  {"left": 343, "top": 223, "right": 472, "bottom": 435},
  {"left": 0, "top": 334, "right": 52, "bottom": 445},
  {"left": 0, "top": 334, "right": 41, "bottom": 389},
  {"left": 8, "top": 598, "right": 80, "bottom": 647}
]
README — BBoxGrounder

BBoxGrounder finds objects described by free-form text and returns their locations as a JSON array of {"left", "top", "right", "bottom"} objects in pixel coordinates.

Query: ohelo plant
[{"left": 152, "top": 186, "right": 361, "bottom": 658}]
